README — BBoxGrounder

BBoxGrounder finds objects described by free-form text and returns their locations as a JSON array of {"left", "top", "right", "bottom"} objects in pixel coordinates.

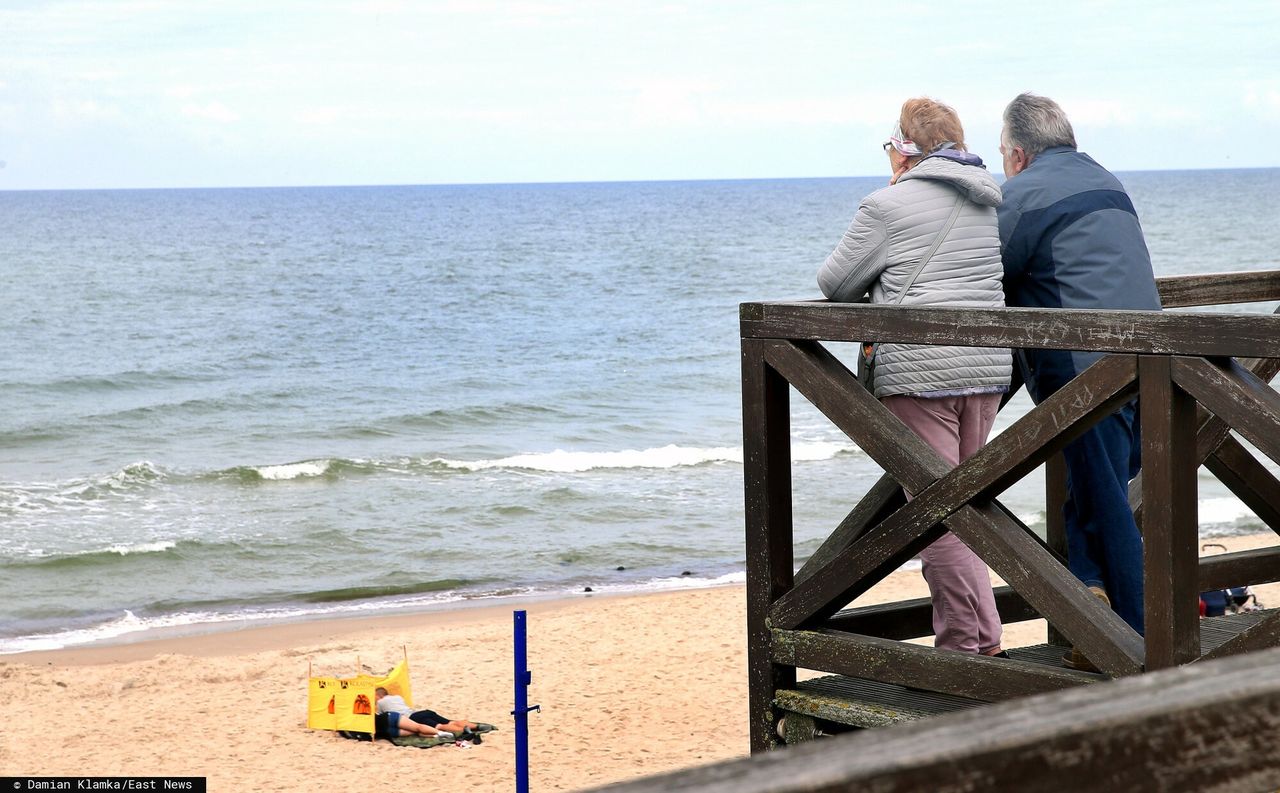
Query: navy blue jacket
[{"left": 998, "top": 147, "right": 1161, "bottom": 401}]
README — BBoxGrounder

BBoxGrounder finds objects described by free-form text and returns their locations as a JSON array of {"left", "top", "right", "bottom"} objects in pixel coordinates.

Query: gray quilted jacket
[{"left": 817, "top": 152, "right": 1012, "bottom": 398}]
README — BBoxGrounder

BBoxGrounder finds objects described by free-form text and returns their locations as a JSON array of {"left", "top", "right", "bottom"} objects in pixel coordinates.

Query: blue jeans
[{"left": 1059, "top": 402, "right": 1145, "bottom": 635}]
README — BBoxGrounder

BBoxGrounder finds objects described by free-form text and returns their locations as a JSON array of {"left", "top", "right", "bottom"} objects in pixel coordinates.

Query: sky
[{"left": 1, "top": 0, "right": 1278, "bottom": 190}]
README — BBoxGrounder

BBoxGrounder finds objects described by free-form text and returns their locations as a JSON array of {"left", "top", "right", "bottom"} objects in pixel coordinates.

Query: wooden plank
[
  {"left": 1205, "top": 435, "right": 1280, "bottom": 535},
  {"left": 1195, "top": 609, "right": 1280, "bottom": 663},
  {"left": 1172, "top": 356, "right": 1280, "bottom": 466},
  {"left": 1140, "top": 357, "right": 1201, "bottom": 669},
  {"left": 741, "top": 338, "right": 795, "bottom": 753},
  {"left": 771, "top": 629, "right": 1101, "bottom": 701},
  {"left": 1045, "top": 453, "right": 1070, "bottom": 647},
  {"left": 1199, "top": 546, "right": 1280, "bottom": 591},
  {"left": 795, "top": 473, "right": 903, "bottom": 585},
  {"left": 1156, "top": 269, "right": 1280, "bottom": 307},
  {"left": 823, "top": 586, "right": 1040, "bottom": 641},
  {"left": 591, "top": 646, "right": 1280, "bottom": 793},
  {"left": 776, "top": 675, "right": 987, "bottom": 730},
  {"left": 740, "top": 302, "right": 1280, "bottom": 359}
]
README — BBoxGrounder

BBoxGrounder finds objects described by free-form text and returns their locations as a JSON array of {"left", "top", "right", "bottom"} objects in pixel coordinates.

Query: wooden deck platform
[{"left": 775, "top": 609, "right": 1275, "bottom": 739}]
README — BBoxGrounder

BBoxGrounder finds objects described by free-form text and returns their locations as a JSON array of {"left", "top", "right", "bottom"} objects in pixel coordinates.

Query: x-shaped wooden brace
[
  {"left": 1171, "top": 356, "right": 1280, "bottom": 664},
  {"left": 760, "top": 339, "right": 1146, "bottom": 676}
]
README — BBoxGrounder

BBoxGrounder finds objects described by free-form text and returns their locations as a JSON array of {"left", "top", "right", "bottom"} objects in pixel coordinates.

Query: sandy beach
[{"left": 2, "top": 532, "right": 1276, "bottom": 791}]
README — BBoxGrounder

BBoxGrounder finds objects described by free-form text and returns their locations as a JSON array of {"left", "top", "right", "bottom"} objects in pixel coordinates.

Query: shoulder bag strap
[{"left": 893, "top": 188, "right": 967, "bottom": 305}]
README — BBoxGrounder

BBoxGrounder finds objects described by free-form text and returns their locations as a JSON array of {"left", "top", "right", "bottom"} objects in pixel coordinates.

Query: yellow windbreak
[{"left": 307, "top": 658, "right": 414, "bottom": 735}]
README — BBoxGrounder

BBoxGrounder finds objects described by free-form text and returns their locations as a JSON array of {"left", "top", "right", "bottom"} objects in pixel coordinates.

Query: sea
[{"left": 2, "top": 169, "right": 1278, "bottom": 653}]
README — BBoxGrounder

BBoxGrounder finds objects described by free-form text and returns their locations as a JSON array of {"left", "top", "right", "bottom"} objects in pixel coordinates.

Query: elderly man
[{"left": 997, "top": 93, "right": 1161, "bottom": 668}]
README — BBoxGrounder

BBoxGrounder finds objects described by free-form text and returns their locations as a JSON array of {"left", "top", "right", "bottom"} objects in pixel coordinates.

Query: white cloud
[
  {"left": 181, "top": 101, "right": 240, "bottom": 123},
  {"left": 51, "top": 98, "right": 122, "bottom": 121},
  {"left": 294, "top": 106, "right": 348, "bottom": 125},
  {"left": 1244, "top": 82, "right": 1280, "bottom": 120}
]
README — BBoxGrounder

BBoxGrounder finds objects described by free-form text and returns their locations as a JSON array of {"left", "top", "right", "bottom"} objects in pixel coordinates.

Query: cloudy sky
[{"left": 1, "top": 0, "right": 1277, "bottom": 190}]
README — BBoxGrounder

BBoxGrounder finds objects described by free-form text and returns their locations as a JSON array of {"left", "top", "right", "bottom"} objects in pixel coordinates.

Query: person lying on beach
[{"left": 374, "top": 687, "right": 484, "bottom": 741}]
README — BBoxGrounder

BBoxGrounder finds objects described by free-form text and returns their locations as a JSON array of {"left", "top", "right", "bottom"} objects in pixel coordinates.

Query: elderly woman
[{"left": 817, "top": 97, "right": 1012, "bottom": 656}]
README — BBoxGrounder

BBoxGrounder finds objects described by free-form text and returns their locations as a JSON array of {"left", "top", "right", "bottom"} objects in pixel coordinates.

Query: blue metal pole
[{"left": 513, "top": 610, "right": 539, "bottom": 793}]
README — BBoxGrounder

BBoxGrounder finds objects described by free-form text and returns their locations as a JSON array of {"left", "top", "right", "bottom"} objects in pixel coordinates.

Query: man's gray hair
[{"left": 1002, "top": 93, "right": 1076, "bottom": 158}]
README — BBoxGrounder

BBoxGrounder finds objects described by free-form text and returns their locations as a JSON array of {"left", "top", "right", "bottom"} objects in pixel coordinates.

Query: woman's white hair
[{"left": 1002, "top": 93, "right": 1077, "bottom": 158}]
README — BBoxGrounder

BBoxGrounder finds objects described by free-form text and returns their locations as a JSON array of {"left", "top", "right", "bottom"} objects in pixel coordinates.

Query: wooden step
[{"left": 774, "top": 609, "right": 1277, "bottom": 737}]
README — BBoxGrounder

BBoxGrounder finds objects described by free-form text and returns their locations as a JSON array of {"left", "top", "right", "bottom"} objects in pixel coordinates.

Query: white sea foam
[
  {"left": 431, "top": 440, "right": 855, "bottom": 474},
  {"left": 1199, "top": 497, "right": 1257, "bottom": 526},
  {"left": 253, "top": 460, "right": 333, "bottom": 480},
  {"left": 100, "top": 540, "right": 177, "bottom": 556},
  {"left": 0, "top": 589, "right": 471, "bottom": 655},
  {"left": 569, "top": 570, "right": 747, "bottom": 595}
]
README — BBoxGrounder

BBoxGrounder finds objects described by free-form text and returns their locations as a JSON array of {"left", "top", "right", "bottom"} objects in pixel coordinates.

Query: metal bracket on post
[{"left": 513, "top": 610, "right": 540, "bottom": 793}]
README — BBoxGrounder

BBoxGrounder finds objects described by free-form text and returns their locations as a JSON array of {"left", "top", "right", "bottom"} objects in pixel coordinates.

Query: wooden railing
[
  {"left": 591, "top": 644, "right": 1280, "bottom": 792},
  {"left": 738, "top": 269, "right": 1280, "bottom": 752}
]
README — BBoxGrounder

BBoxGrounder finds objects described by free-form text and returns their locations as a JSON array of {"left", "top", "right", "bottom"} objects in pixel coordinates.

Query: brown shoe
[
  {"left": 1062, "top": 646, "right": 1100, "bottom": 672},
  {"left": 1062, "top": 586, "right": 1111, "bottom": 672}
]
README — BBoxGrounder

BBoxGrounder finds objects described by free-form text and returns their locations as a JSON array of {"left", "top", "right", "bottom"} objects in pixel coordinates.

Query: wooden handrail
[
  {"left": 1157, "top": 269, "right": 1280, "bottom": 307},
  {"left": 741, "top": 303, "right": 1280, "bottom": 357}
]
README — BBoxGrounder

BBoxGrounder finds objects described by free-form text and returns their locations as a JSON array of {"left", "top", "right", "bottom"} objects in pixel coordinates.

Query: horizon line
[{"left": 0, "top": 164, "right": 1273, "bottom": 193}]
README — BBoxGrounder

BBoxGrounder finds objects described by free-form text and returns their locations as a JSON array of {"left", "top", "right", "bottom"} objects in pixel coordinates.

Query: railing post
[
  {"left": 1140, "top": 355, "right": 1200, "bottom": 669},
  {"left": 1044, "top": 453, "right": 1070, "bottom": 648},
  {"left": 742, "top": 337, "right": 794, "bottom": 752}
]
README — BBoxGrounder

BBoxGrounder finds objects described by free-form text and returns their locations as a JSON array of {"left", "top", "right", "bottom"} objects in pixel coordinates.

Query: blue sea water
[{"left": 1, "top": 170, "right": 1277, "bottom": 652}]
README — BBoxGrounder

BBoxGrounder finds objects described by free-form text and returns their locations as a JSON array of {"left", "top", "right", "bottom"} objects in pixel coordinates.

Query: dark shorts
[
  {"left": 408, "top": 709, "right": 448, "bottom": 727},
  {"left": 385, "top": 711, "right": 403, "bottom": 737}
]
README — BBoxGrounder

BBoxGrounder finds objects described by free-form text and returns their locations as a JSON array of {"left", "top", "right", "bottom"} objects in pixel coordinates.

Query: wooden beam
[
  {"left": 1199, "top": 546, "right": 1280, "bottom": 591},
  {"left": 1140, "top": 356, "right": 1201, "bottom": 669},
  {"left": 1045, "top": 453, "right": 1070, "bottom": 647},
  {"left": 741, "top": 339, "right": 795, "bottom": 753},
  {"left": 1172, "top": 356, "right": 1280, "bottom": 466},
  {"left": 1205, "top": 435, "right": 1280, "bottom": 535},
  {"left": 771, "top": 629, "right": 1101, "bottom": 701},
  {"left": 1156, "top": 269, "right": 1280, "bottom": 307},
  {"left": 823, "top": 586, "right": 1040, "bottom": 641},
  {"left": 740, "top": 302, "right": 1280, "bottom": 359},
  {"left": 592, "top": 646, "right": 1280, "bottom": 793}
]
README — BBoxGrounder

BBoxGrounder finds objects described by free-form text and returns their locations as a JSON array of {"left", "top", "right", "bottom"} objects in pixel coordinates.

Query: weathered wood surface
[
  {"left": 1156, "top": 269, "right": 1280, "bottom": 307},
  {"left": 1205, "top": 435, "right": 1280, "bottom": 535},
  {"left": 1173, "top": 356, "right": 1280, "bottom": 466},
  {"left": 741, "top": 339, "right": 795, "bottom": 752},
  {"left": 1197, "top": 610, "right": 1280, "bottom": 663},
  {"left": 1198, "top": 545, "right": 1280, "bottom": 591},
  {"left": 1140, "top": 356, "right": 1201, "bottom": 669},
  {"left": 740, "top": 302, "right": 1280, "bottom": 358},
  {"left": 775, "top": 675, "right": 985, "bottom": 730},
  {"left": 592, "top": 646, "right": 1280, "bottom": 793},
  {"left": 772, "top": 629, "right": 1100, "bottom": 701}
]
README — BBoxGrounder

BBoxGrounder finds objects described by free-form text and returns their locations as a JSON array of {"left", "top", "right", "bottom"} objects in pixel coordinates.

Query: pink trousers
[{"left": 882, "top": 393, "right": 1003, "bottom": 654}]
